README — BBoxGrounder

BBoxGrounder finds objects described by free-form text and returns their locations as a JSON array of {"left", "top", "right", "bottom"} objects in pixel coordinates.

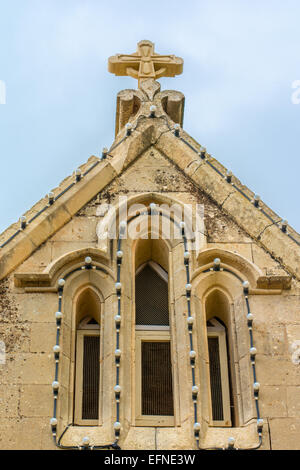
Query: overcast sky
[{"left": 0, "top": 0, "right": 299, "bottom": 236}]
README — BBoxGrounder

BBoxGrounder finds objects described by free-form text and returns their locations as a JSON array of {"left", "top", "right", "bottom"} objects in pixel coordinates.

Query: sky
[{"left": 0, "top": 0, "right": 300, "bottom": 235}]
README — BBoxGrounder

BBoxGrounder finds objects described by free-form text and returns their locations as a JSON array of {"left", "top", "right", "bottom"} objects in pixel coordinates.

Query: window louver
[
  {"left": 141, "top": 341, "right": 174, "bottom": 416},
  {"left": 82, "top": 335, "right": 100, "bottom": 420},
  {"left": 208, "top": 337, "right": 224, "bottom": 421},
  {"left": 136, "top": 265, "right": 169, "bottom": 326}
]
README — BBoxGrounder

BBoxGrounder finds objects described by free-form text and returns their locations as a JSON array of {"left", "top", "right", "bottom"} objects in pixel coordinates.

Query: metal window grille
[
  {"left": 141, "top": 341, "right": 174, "bottom": 416},
  {"left": 208, "top": 336, "right": 224, "bottom": 421},
  {"left": 82, "top": 335, "right": 100, "bottom": 420},
  {"left": 136, "top": 265, "right": 169, "bottom": 326}
]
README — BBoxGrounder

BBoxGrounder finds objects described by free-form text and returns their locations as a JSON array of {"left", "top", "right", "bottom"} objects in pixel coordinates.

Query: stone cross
[{"left": 108, "top": 40, "right": 183, "bottom": 87}]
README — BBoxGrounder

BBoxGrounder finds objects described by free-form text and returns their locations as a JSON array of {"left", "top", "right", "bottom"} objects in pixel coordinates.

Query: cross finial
[{"left": 108, "top": 40, "right": 183, "bottom": 88}]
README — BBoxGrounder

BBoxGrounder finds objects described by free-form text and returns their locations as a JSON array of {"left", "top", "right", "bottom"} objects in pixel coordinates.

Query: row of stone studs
[
  {"left": 49, "top": 258, "right": 121, "bottom": 450},
  {"left": 183, "top": 253, "right": 264, "bottom": 450},
  {"left": 243, "top": 277, "right": 264, "bottom": 447},
  {"left": 207, "top": 258, "right": 264, "bottom": 450},
  {"left": 2, "top": 112, "right": 294, "bottom": 252},
  {"left": 114, "top": 221, "right": 128, "bottom": 443},
  {"left": 181, "top": 221, "right": 201, "bottom": 448}
]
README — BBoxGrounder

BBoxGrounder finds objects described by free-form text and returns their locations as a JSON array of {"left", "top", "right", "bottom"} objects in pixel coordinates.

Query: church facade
[{"left": 0, "top": 41, "right": 300, "bottom": 450}]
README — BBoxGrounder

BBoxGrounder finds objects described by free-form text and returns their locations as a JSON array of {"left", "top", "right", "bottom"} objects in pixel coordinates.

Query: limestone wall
[{"left": 0, "top": 145, "right": 300, "bottom": 450}]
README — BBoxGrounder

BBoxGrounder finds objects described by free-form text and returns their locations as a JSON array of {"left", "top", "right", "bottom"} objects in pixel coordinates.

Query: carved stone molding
[{"left": 115, "top": 81, "right": 185, "bottom": 136}]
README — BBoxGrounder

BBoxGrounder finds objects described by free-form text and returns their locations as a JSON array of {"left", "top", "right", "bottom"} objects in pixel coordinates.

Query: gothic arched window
[
  {"left": 207, "top": 317, "right": 231, "bottom": 426},
  {"left": 135, "top": 261, "right": 174, "bottom": 426},
  {"left": 135, "top": 261, "right": 169, "bottom": 327},
  {"left": 74, "top": 288, "right": 101, "bottom": 426},
  {"left": 205, "top": 289, "right": 235, "bottom": 427}
]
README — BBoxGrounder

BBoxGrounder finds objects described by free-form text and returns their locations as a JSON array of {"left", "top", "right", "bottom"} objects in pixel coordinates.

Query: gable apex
[{"left": 0, "top": 98, "right": 299, "bottom": 282}]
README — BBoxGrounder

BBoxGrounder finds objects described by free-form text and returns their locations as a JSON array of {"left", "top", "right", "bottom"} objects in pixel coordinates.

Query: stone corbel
[
  {"left": 115, "top": 89, "right": 144, "bottom": 136},
  {"left": 158, "top": 90, "right": 185, "bottom": 126},
  {"left": 114, "top": 80, "right": 185, "bottom": 137}
]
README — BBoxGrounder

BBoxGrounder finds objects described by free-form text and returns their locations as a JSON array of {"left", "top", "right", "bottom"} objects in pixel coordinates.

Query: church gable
[
  {"left": 0, "top": 40, "right": 299, "bottom": 284},
  {"left": 76, "top": 146, "right": 289, "bottom": 278},
  {"left": 0, "top": 125, "right": 295, "bottom": 286},
  {"left": 14, "top": 143, "right": 291, "bottom": 288},
  {"left": 1, "top": 39, "right": 300, "bottom": 452}
]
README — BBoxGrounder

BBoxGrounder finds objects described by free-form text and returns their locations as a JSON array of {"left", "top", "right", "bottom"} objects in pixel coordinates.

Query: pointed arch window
[
  {"left": 135, "top": 261, "right": 174, "bottom": 426},
  {"left": 74, "top": 288, "right": 101, "bottom": 426},
  {"left": 207, "top": 317, "right": 232, "bottom": 427},
  {"left": 135, "top": 261, "right": 169, "bottom": 328},
  {"left": 204, "top": 287, "right": 236, "bottom": 427}
]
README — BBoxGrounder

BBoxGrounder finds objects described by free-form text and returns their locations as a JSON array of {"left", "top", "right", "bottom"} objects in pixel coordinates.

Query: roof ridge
[
  {"left": 0, "top": 113, "right": 299, "bottom": 282},
  {"left": 0, "top": 155, "right": 101, "bottom": 248},
  {"left": 176, "top": 129, "right": 300, "bottom": 245}
]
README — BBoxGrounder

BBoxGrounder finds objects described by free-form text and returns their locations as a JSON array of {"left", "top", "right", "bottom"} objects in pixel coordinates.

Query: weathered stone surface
[
  {"left": 286, "top": 386, "right": 300, "bottom": 417},
  {"left": 29, "top": 323, "right": 56, "bottom": 353},
  {"left": 122, "top": 427, "right": 156, "bottom": 450},
  {"left": 0, "top": 64, "right": 299, "bottom": 450},
  {"left": 1, "top": 353, "right": 53, "bottom": 385},
  {"left": 269, "top": 418, "right": 300, "bottom": 449},
  {"left": 0, "top": 385, "right": 19, "bottom": 418},
  {"left": 19, "top": 385, "right": 53, "bottom": 417},
  {"left": 0, "top": 417, "right": 50, "bottom": 450},
  {"left": 15, "top": 292, "right": 57, "bottom": 323}
]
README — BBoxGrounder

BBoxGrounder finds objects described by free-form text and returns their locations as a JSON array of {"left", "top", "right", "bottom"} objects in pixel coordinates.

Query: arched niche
[
  {"left": 134, "top": 237, "right": 170, "bottom": 273},
  {"left": 134, "top": 236, "right": 171, "bottom": 328},
  {"left": 73, "top": 285, "right": 102, "bottom": 425},
  {"left": 58, "top": 269, "right": 114, "bottom": 428},
  {"left": 205, "top": 288, "right": 231, "bottom": 326},
  {"left": 75, "top": 286, "right": 101, "bottom": 327},
  {"left": 132, "top": 234, "right": 180, "bottom": 427},
  {"left": 204, "top": 288, "right": 236, "bottom": 427},
  {"left": 192, "top": 258, "right": 257, "bottom": 428}
]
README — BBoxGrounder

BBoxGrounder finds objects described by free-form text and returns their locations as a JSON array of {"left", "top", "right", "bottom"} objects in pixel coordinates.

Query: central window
[{"left": 135, "top": 261, "right": 174, "bottom": 426}]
